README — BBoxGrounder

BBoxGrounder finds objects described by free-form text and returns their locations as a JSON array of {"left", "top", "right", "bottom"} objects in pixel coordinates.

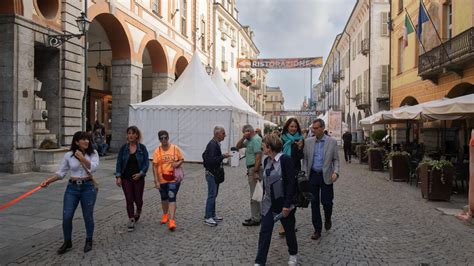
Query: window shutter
[
  {"left": 381, "top": 12, "right": 389, "bottom": 36},
  {"left": 381, "top": 65, "right": 389, "bottom": 94}
]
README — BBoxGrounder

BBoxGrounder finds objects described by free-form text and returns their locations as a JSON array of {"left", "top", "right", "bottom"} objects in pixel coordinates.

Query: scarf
[{"left": 282, "top": 132, "right": 303, "bottom": 156}]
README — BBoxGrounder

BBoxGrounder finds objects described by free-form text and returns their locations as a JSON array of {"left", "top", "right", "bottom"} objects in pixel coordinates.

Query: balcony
[
  {"left": 231, "top": 39, "right": 236, "bottom": 47},
  {"left": 356, "top": 92, "right": 370, "bottom": 110},
  {"left": 419, "top": 27, "right": 474, "bottom": 83},
  {"left": 240, "top": 71, "right": 252, "bottom": 86},
  {"left": 332, "top": 72, "right": 340, "bottom": 83},
  {"left": 339, "top": 70, "right": 345, "bottom": 80},
  {"left": 221, "top": 32, "right": 227, "bottom": 41},
  {"left": 221, "top": 61, "right": 228, "bottom": 72},
  {"left": 319, "top": 91, "right": 326, "bottom": 99},
  {"left": 250, "top": 79, "right": 261, "bottom": 91},
  {"left": 361, "top": 38, "right": 369, "bottom": 56}
]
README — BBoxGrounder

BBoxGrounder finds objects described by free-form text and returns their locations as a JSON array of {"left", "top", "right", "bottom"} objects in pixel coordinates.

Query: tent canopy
[
  {"left": 421, "top": 93, "right": 474, "bottom": 119},
  {"left": 129, "top": 53, "right": 244, "bottom": 162}
]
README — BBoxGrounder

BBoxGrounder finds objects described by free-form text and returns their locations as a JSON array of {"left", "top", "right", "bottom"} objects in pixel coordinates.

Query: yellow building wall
[
  {"left": 453, "top": 0, "right": 473, "bottom": 35},
  {"left": 391, "top": 0, "right": 474, "bottom": 108}
]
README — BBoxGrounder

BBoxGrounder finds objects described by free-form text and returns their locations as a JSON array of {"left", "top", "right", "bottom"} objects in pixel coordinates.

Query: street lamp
[
  {"left": 95, "top": 42, "right": 105, "bottom": 78},
  {"left": 47, "top": 12, "right": 90, "bottom": 47},
  {"left": 205, "top": 64, "right": 213, "bottom": 75}
]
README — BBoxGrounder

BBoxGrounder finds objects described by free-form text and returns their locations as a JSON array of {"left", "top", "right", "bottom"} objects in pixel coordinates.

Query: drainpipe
[{"left": 368, "top": 0, "right": 372, "bottom": 116}]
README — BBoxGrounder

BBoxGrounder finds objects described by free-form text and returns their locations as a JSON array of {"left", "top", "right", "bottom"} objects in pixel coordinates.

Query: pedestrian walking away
[
  {"left": 303, "top": 118, "right": 340, "bottom": 241},
  {"left": 279, "top": 118, "right": 304, "bottom": 236},
  {"left": 40, "top": 131, "right": 100, "bottom": 254},
  {"left": 115, "top": 126, "right": 150, "bottom": 232},
  {"left": 236, "top": 125, "right": 262, "bottom": 226},
  {"left": 342, "top": 130, "right": 352, "bottom": 163},
  {"left": 202, "top": 126, "right": 231, "bottom": 227},
  {"left": 152, "top": 130, "right": 184, "bottom": 231},
  {"left": 255, "top": 134, "right": 298, "bottom": 266}
]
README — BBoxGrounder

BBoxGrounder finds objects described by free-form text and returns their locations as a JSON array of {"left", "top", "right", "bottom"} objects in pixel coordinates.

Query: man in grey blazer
[{"left": 303, "top": 118, "right": 340, "bottom": 240}]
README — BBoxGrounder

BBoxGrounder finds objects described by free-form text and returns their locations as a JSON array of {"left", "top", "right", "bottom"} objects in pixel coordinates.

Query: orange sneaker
[
  {"left": 160, "top": 213, "right": 168, "bottom": 224},
  {"left": 168, "top": 219, "right": 176, "bottom": 231}
]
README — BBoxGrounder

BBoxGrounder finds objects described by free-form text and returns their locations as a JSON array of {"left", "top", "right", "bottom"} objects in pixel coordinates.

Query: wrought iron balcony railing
[
  {"left": 356, "top": 92, "right": 370, "bottom": 110},
  {"left": 418, "top": 27, "right": 474, "bottom": 82}
]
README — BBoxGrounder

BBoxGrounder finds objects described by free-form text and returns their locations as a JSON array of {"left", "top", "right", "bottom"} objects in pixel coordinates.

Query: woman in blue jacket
[{"left": 115, "top": 126, "right": 149, "bottom": 232}]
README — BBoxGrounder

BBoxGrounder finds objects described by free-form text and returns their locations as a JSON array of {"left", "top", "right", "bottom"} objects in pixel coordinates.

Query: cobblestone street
[{"left": 0, "top": 152, "right": 473, "bottom": 265}]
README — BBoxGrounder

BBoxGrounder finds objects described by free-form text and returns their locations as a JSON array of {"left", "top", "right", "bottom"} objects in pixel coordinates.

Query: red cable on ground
[{"left": 0, "top": 185, "right": 43, "bottom": 210}]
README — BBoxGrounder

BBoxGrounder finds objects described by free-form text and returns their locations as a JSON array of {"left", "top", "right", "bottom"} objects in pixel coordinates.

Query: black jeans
[
  {"left": 310, "top": 170, "right": 334, "bottom": 233},
  {"left": 343, "top": 145, "right": 351, "bottom": 162},
  {"left": 255, "top": 208, "right": 298, "bottom": 264}
]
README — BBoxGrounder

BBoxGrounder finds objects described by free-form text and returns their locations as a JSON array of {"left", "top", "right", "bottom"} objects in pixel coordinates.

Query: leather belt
[
  {"left": 312, "top": 170, "right": 323, "bottom": 175},
  {"left": 69, "top": 178, "right": 91, "bottom": 185}
]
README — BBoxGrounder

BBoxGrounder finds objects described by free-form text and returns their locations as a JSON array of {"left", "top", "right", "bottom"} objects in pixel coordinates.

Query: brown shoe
[{"left": 311, "top": 231, "right": 321, "bottom": 240}]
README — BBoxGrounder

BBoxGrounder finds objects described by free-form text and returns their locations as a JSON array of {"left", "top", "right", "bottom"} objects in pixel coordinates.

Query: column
[
  {"left": 110, "top": 59, "right": 143, "bottom": 151},
  {"left": 152, "top": 72, "right": 175, "bottom": 97}
]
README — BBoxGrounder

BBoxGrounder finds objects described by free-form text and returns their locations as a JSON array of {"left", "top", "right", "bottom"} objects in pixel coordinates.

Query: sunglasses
[{"left": 159, "top": 136, "right": 169, "bottom": 140}]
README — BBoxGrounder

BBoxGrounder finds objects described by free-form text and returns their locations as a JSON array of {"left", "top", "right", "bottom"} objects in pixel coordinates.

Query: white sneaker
[
  {"left": 213, "top": 216, "right": 223, "bottom": 222},
  {"left": 204, "top": 218, "right": 218, "bottom": 227},
  {"left": 288, "top": 255, "right": 297, "bottom": 265}
]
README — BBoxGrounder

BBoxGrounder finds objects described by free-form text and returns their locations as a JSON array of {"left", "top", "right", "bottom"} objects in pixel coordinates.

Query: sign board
[
  {"left": 236, "top": 57, "right": 323, "bottom": 69},
  {"left": 328, "top": 111, "right": 342, "bottom": 143},
  {"left": 265, "top": 110, "right": 315, "bottom": 116}
]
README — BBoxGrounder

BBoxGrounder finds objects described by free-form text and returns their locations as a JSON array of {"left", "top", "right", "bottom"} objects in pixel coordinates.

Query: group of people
[{"left": 40, "top": 117, "right": 340, "bottom": 266}]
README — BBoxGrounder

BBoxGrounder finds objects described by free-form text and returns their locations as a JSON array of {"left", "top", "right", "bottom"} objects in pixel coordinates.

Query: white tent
[{"left": 129, "top": 53, "right": 242, "bottom": 162}]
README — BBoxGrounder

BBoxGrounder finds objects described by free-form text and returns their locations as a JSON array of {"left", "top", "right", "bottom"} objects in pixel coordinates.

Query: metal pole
[{"left": 82, "top": 0, "right": 88, "bottom": 131}]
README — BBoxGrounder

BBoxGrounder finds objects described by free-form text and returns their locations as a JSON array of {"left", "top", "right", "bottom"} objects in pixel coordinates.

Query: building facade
[
  {"left": 0, "top": 0, "right": 265, "bottom": 173},
  {"left": 391, "top": 0, "right": 474, "bottom": 150},
  {"left": 318, "top": 0, "right": 390, "bottom": 142},
  {"left": 264, "top": 86, "right": 285, "bottom": 126}
]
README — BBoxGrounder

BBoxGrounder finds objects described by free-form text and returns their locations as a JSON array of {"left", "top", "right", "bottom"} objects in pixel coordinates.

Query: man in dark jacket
[
  {"left": 202, "top": 126, "right": 231, "bottom": 226},
  {"left": 342, "top": 130, "right": 352, "bottom": 163}
]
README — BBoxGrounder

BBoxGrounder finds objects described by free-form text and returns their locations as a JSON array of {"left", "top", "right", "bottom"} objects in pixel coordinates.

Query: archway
[
  {"left": 446, "top": 82, "right": 474, "bottom": 98},
  {"left": 174, "top": 56, "right": 189, "bottom": 80},
  {"left": 400, "top": 96, "right": 419, "bottom": 107},
  {"left": 141, "top": 40, "right": 168, "bottom": 101},
  {"left": 86, "top": 13, "right": 131, "bottom": 150}
]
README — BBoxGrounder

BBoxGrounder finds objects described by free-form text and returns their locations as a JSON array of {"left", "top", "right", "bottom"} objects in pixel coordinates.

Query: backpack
[{"left": 294, "top": 171, "right": 313, "bottom": 208}]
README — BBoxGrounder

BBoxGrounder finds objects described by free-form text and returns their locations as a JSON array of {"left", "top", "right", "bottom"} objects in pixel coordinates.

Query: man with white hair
[
  {"left": 236, "top": 124, "right": 262, "bottom": 226},
  {"left": 202, "top": 126, "right": 231, "bottom": 226}
]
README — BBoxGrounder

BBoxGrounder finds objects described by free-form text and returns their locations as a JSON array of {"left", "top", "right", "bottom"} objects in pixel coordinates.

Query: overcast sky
[{"left": 236, "top": 0, "right": 355, "bottom": 109}]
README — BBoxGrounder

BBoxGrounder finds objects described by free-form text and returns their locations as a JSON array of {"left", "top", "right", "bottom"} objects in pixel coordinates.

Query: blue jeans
[
  {"left": 159, "top": 182, "right": 181, "bottom": 202},
  {"left": 205, "top": 174, "right": 220, "bottom": 219},
  {"left": 255, "top": 209, "right": 298, "bottom": 264},
  {"left": 63, "top": 181, "right": 97, "bottom": 242},
  {"left": 310, "top": 170, "right": 334, "bottom": 233}
]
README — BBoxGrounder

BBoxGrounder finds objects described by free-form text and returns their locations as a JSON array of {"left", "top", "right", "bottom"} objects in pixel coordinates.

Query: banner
[
  {"left": 265, "top": 110, "right": 315, "bottom": 116},
  {"left": 328, "top": 111, "right": 342, "bottom": 143},
  {"left": 237, "top": 57, "right": 323, "bottom": 69}
]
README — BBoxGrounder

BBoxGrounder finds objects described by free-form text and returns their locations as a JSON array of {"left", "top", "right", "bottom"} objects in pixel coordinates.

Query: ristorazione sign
[
  {"left": 264, "top": 110, "right": 315, "bottom": 116},
  {"left": 237, "top": 57, "right": 323, "bottom": 69}
]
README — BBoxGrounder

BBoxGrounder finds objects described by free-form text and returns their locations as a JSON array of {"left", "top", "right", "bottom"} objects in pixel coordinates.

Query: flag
[
  {"left": 417, "top": 0, "right": 429, "bottom": 39},
  {"left": 403, "top": 14, "right": 414, "bottom": 47}
]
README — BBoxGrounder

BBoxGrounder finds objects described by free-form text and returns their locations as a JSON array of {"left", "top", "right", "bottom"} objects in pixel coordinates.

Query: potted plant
[
  {"left": 371, "top": 129, "right": 387, "bottom": 145},
  {"left": 368, "top": 147, "right": 385, "bottom": 171},
  {"left": 418, "top": 160, "right": 454, "bottom": 201},
  {"left": 387, "top": 151, "right": 410, "bottom": 181},
  {"left": 355, "top": 144, "right": 368, "bottom": 164}
]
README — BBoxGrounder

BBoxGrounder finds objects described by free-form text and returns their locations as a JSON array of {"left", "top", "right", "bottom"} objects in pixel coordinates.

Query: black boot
[
  {"left": 84, "top": 240, "right": 93, "bottom": 253},
  {"left": 57, "top": 240, "right": 72, "bottom": 255}
]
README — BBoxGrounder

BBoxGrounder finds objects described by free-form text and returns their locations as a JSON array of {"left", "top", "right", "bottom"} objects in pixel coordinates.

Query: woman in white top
[{"left": 41, "top": 131, "right": 99, "bottom": 254}]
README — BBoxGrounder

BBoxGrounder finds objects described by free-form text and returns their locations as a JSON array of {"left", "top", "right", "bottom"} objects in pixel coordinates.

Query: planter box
[
  {"left": 419, "top": 164, "right": 454, "bottom": 201},
  {"left": 368, "top": 149, "right": 384, "bottom": 171},
  {"left": 33, "top": 148, "right": 68, "bottom": 172},
  {"left": 357, "top": 145, "right": 368, "bottom": 164},
  {"left": 389, "top": 154, "right": 410, "bottom": 181}
]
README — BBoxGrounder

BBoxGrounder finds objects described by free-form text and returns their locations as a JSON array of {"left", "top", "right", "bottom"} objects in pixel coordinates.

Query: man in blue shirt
[{"left": 303, "top": 119, "right": 340, "bottom": 241}]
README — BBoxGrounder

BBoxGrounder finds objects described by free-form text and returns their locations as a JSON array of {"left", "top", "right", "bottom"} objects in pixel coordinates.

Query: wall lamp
[
  {"left": 171, "top": 8, "right": 180, "bottom": 19},
  {"left": 48, "top": 12, "right": 90, "bottom": 47}
]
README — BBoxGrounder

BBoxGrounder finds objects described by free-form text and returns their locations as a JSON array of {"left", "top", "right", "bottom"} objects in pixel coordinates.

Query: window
[
  {"left": 381, "top": 12, "right": 389, "bottom": 36},
  {"left": 221, "top": 46, "right": 225, "bottom": 62},
  {"left": 352, "top": 41, "right": 356, "bottom": 60},
  {"left": 218, "top": 18, "right": 224, "bottom": 31},
  {"left": 151, "top": 0, "right": 160, "bottom": 16},
  {"left": 381, "top": 65, "right": 389, "bottom": 94},
  {"left": 357, "top": 32, "right": 362, "bottom": 53},
  {"left": 443, "top": 1, "right": 452, "bottom": 40},
  {"left": 398, "top": 37, "right": 404, "bottom": 74},
  {"left": 181, "top": 0, "right": 187, "bottom": 36},
  {"left": 363, "top": 70, "right": 369, "bottom": 93},
  {"left": 352, "top": 80, "right": 356, "bottom": 97},
  {"left": 364, "top": 20, "right": 369, "bottom": 39},
  {"left": 272, "top": 103, "right": 276, "bottom": 110},
  {"left": 231, "top": 52, "right": 234, "bottom": 67},
  {"left": 201, "top": 20, "right": 206, "bottom": 51},
  {"left": 357, "top": 76, "right": 362, "bottom": 95}
]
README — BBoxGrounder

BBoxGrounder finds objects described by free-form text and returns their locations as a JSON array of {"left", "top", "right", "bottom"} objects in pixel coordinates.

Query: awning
[{"left": 421, "top": 94, "right": 474, "bottom": 120}]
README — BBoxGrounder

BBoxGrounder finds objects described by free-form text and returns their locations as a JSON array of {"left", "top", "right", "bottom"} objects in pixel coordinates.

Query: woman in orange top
[{"left": 152, "top": 130, "right": 184, "bottom": 231}]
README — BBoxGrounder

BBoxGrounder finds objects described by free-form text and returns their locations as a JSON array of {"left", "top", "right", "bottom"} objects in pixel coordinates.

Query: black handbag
[
  {"left": 212, "top": 167, "right": 225, "bottom": 184},
  {"left": 294, "top": 171, "right": 313, "bottom": 208}
]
